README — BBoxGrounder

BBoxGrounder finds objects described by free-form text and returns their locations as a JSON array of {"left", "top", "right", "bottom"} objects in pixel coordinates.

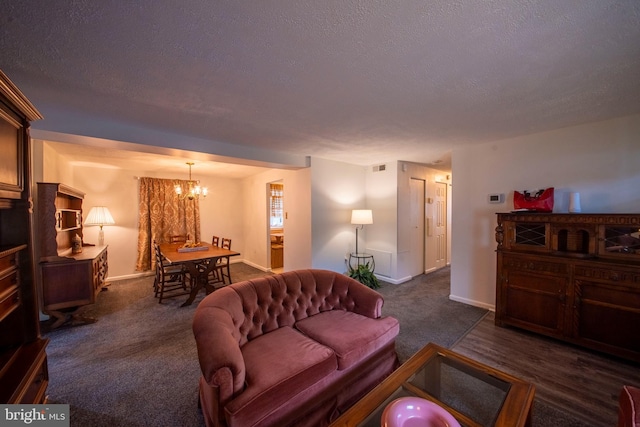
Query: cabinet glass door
[
  {"left": 509, "top": 222, "right": 549, "bottom": 252},
  {"left": 599, "top": 225, "right": 640, "bottom": 260}
]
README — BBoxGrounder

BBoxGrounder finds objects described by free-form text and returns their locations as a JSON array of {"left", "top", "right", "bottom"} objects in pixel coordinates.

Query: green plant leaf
[{"left": 348, "top": 263, "right": 380, "bottom": 289}]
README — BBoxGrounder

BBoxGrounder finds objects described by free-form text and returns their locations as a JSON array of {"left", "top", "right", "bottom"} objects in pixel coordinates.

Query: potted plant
[{"left": 348, "top": 262, "right": 380, "bottom": 289}]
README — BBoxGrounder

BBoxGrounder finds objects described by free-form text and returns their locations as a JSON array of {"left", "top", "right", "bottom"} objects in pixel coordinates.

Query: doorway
[{"left": 269, "top": 182, "right": 284, "bottom": 272}]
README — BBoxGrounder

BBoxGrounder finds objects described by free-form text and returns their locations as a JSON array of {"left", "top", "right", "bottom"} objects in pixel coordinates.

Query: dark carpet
[
  {"left": 375, "top": 266, "right": 487, "bottom": 363},
  {"left": 42, "top": 264, "right": 585, "bottom": 426}
]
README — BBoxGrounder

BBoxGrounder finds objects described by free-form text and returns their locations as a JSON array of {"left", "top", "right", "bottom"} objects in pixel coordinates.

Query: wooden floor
[{"left": 452, "top": 312, "right": 640, "bottom": 426}]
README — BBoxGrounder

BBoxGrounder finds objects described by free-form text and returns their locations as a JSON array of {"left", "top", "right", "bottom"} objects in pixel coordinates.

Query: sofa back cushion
[{"left": 201, "top": 269, "right": 383, "bottom": 346}]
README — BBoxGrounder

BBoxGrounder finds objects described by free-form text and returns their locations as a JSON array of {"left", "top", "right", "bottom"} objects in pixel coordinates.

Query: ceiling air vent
[{"left": 372, "top": 164, "right": 386, "bottom": 172}]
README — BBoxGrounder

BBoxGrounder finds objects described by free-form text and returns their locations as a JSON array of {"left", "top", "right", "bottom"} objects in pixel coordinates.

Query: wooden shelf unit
[
  {"left": 37, "top": 183, "right": 108, "bottom": 328},
  {"left": 0, "top": 70, "right": 49, "bottom": 404},
  {"left": 495, "top": 213, "right": 640, "bottom": 362}
]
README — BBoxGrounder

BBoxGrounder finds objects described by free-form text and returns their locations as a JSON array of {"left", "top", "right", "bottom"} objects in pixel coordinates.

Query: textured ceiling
[{"left": 1, "top": 1, "right": 639, "bottom": 173}]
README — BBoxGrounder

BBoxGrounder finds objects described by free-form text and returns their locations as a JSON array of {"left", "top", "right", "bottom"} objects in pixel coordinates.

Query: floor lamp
[
  {"left": 84, "top": 206, "right": 115, "bottom": 246},
  {"left": 351, "top": 209, "right": 373, "bottom": 255}
]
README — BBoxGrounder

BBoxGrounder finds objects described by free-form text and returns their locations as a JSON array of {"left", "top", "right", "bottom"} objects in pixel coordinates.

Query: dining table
[{"left": 159, "top": 242, "right": 240, "bottom": 307}]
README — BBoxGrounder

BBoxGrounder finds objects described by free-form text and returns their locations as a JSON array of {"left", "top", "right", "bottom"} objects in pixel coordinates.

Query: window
[{"left": 270, "top": 183, "right": 283, "bottom": 228}]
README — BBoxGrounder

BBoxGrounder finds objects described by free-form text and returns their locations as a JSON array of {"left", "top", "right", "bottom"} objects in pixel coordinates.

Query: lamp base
[{"left": 98, "top": 227, "right": 105, "bottom": 246}]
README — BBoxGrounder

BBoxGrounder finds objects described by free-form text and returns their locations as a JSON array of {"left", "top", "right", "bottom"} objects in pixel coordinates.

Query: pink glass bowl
[{"left": 381, "top": 396, "right": 461, "bottom": 427}]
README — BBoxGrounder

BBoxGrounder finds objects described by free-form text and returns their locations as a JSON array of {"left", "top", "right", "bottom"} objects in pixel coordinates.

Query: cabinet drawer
[
  {"left": 0, "top": 251, "right": 18, "bottom": 276},
  {"left": 18, "top": 355, "right": 49, "bottom": 404},
  {"left": 1, "top": 339, "right": 50, "bottom": 404},
  {"left": 0, "top": 270, "right": 20, "bottom": 321},
  {"left": 574, "top": 264, "right": 640, "bottom": 286},
  {"left": 577, "top": 281, "right": 640, "bottom": 309},
  {"left": 503, "top": 255, "right": 568, "bottom": 277}
]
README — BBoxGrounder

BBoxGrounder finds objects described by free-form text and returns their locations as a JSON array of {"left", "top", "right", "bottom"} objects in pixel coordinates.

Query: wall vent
[{"left": 373, "top": 164, "right": 386, "bottom": 172}]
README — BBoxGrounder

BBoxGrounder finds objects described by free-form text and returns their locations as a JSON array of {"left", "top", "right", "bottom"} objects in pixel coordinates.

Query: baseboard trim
[
  {"left": 106, "top": 271, "right": 154, "bottom": 282},
  {"left": 377, "top": 274, "right": 413, "bottom": 285},
  {"left": 449, "top": 294, "right": 495, "bottom": 311},
  {"left": 241, "top": 259, "right": 270, "bottom": 272}
]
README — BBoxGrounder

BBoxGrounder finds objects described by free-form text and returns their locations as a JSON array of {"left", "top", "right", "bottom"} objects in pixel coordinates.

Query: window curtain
[{"left": 135, "top": 177, "right": 201, "bottom": 271}]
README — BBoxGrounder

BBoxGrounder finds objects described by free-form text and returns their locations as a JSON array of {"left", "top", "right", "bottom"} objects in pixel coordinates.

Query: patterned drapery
[{"left": 135, "top": 177, "right": 201, "bottom": 271}]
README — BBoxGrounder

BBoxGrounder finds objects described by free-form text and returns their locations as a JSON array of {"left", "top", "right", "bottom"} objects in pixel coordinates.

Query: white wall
[
  {"left": 451, "top": 113, "right": 640, "bottom": 310},
  {"left": 242, "top": 167, "right": 312, "bottom": 271},
  {"left": 365, "top": 162, "right": 398, "bottom": 279},
  {"left": 310, "top": 157, "right": 367, "bottom": 272},
  {"left": 396, "top": 161, "right": 452, "bottom": 280}
]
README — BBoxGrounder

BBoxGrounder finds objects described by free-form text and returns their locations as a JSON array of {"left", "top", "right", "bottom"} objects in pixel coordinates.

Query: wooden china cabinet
[
  {"left": 0, "top": 70, "right": 49, "bottom": 403},
  {"left": 37, "top": 183, "right": 109, "bottom": 329},
  {"left": 495, "top": 212, "right": 640, "bottom": 362}
]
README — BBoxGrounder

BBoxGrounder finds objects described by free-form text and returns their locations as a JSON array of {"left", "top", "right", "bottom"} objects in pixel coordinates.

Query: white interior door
[
  {"left": 434, "top": 182, "right": 447, "bottom": 269},
  {"left": 409, "top": 178, "right": 425, "bottom": 276}
]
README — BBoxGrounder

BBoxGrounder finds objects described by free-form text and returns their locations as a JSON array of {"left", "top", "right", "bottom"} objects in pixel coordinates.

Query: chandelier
[{"left": 175, "top": 162, "right": 208, "bottom": 200}]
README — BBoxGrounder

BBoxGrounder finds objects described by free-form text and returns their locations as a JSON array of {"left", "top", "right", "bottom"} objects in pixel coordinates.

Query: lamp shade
[
  {"left": 84, "top": 206, "right": 115, "bottom": 226},
  {"left": 351, "top": 209, "right": 373, "bottom": 225}
]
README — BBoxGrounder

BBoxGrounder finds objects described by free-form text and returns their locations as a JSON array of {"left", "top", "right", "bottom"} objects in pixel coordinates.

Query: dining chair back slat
[
  {"left": 153, "top": 241, "right": 189, "bottom": 303},
  {"left": 170, "top": 235, "right": 188, "bottom": 243}
]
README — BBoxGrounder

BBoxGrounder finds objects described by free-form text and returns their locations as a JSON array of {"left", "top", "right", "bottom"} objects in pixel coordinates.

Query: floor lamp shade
[
  {"left": 84, "top": 206, "right": 115, "bottom": 246},
  {"left": 351, "top": 210, "right": 373, "bottom": 225},
  {"left": 351, "top": 209, "right": 373, "bottom": 255}
]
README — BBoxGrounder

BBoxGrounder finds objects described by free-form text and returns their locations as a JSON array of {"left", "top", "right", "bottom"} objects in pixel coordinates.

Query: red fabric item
[
  {"left": 618, "top": 385, "right": 640, "bottom": 427},
  {"left": 513, "top": 187, "right": 554, "bottom": 212}
]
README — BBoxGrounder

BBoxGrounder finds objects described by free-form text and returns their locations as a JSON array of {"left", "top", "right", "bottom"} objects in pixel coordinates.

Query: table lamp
[
  {"left": 351, "top": 209, "right": 373, "bottom": 255},
  {"left": 84, "top": 206, "right": 115, "bottom": 246}
]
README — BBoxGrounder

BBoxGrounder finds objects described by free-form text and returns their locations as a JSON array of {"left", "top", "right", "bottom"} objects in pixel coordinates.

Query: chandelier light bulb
[{"left": 175, "top": 162, "right": 207, "bottom": 200}]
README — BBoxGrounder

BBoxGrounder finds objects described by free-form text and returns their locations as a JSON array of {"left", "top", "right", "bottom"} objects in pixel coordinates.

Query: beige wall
[
  {"left": 242, "top": 167, "right": 312, "bottom": 271},
  {"left": 451, "top": 113, "right": 640, "bottom": 310},
  {"left": 34, "top": 140, "right": 252, "bottom": 279}
]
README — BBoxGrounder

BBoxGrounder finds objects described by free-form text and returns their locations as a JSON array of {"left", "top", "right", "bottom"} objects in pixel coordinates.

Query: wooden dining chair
[
  {"left": 203, "top": 237, "right": 229, "bottom": 288},
  {"left": 153, "top": 242, "right": 189, "bottom": 303},
  {"left": 215, "top": 238, "right": 233, "bottom": 285},
  {"left": 170, "top": 234, "right": 188, "bottom": 243}
]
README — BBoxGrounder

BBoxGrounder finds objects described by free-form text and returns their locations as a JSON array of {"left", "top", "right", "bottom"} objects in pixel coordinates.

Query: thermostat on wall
[{"left": 488, "top": 193, "right": 505, "bottom": 204}]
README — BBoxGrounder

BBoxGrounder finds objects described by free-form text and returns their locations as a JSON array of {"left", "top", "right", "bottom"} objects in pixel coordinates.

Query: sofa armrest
[
  {"left": 193, "top": 306, "right": 246, "bottom": 400},
  {"left": 344, "top": 276, "right": 384, "bottom": 318}
]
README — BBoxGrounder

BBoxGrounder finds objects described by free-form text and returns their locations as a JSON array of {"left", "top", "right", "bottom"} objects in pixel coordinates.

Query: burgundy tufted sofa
[{"left": 192, "top": 269, "right": 400, "bottom": 427}]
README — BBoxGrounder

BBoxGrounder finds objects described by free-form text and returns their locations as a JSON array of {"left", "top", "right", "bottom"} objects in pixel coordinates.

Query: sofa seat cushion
[
  {"left": 225, "top": 326, "right": 337, "bottom": 427},
  {"left": 295, "top": 310, "right": 400, "bottom": 370}
]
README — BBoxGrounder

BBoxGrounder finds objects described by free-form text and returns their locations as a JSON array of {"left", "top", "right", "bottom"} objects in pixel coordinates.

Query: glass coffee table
[{"left": 331, "top": 343, "right": 535, "bottom": 427}]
